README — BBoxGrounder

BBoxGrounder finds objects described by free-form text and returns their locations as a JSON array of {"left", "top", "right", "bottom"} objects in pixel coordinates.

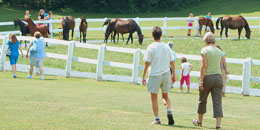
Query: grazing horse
[
  {"left": 62, "top": 16, "right": 75, "bottom": 40},
  {"left": 105, "top": 19, "right": 143, "bottom": 45},
  {"left": 13, "top": 19, "right": 30, "bottom": 47},
  {"left": 198, "top": 17, "right": 215, "bottom": 36},
  {"left": 103, "top": 18, "right": 124, "bottom": 43},
  {"left": 23, "top": 17, "right": 50, "bottom": 46},
  {"left": 79, "top": 15, "right": 88, "bottom": 43},
  {"left": 216, "top": 16, "right": 251, "bottom": 40}
]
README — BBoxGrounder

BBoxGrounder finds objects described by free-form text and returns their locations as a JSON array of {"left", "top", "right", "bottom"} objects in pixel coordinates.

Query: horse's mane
[
  {"left": 239, "top": 16, "right": 250, "bottom": 30},
  {"left": 103, "top": 19, "right": 111, "bottom": 26}
]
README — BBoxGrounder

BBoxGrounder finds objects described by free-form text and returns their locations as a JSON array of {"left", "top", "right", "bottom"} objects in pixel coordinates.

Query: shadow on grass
[{"left": 160, "top": 124, "right": 200, "bottom": 129}]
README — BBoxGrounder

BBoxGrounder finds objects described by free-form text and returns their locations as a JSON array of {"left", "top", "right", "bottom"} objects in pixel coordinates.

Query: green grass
[{"left": 0, "top": 71, "right": 260, "bottom": 130}]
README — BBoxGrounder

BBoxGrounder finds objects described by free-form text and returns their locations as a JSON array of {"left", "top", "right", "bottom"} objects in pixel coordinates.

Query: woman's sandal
[{"left": 192, "top": 119, "right": 202, "bottom": 127}]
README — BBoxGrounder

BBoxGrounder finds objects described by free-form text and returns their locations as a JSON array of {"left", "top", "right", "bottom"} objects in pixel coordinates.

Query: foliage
[{"left": 2, "top": 0, "right": 205, "bottom": 13}]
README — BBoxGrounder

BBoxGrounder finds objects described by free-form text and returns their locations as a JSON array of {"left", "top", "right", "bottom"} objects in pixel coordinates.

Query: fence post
[
  {"left": 242, "top": 58, "right": 252, "bottom": 96},
  {"left": 49, "top": 19, "right": 53, "bottom": 38},
  {"left": 65, "top": 41, "right": 75, "bottom": 78},
  {"left": 96, "top": 44, "right": 106, "bottom": 81},
  {"left": 132, "top": 48, "right": 141, "bottom": 85},
  {"left": 0, "top": 35, "right": 9, "bottom": 72},
  {"left": 163, "top": 17, "right": 167, "bottom": 37},
  {"left": 104, "top": 17, "right": 107, "bottom": 34},
  {"left": 76, "top": 18, "right": 80, "bottom": 39},
  {"left": 194, "top": 18, "right": 198, "bottom": 36}
]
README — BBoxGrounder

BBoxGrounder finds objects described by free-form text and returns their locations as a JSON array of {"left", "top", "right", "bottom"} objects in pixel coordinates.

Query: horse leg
[
  {"left": 131, "top": 33, "right": 133, "bottom": 44},
  {"left": 238, "top": 28, "right": 242, "bottom": 40},
  {"left": 121, "top": 34, "right": 124, "bottom": 41},
  {"left": 80, "top": 32, "right": 82, "bottom": 43},
  {"left": 117, "top": 33, "right": 119, "bottom": 43},
  {"left": 199, "top": 24, "right": 202, "bottom": 36},
  {"left": 113, "top": 32, "right": 116, "bottom": 43},
  {"left": 71, "top": 29, "right": 74, "bottom": 40},
  {"left": 220, "top": 27, "right": 224, "bottom": 39},
  {"left": 126, "top": 34, "right": 131, "bottom": 44},
  {"left": 204, "top": 26, "right": 208, "bottom": 34},
  {"left": 225, "top": 27, "right": 229, "bottom": 39},
  {"left": 83, "top": 32, "right": 86, "bottom": 43}
]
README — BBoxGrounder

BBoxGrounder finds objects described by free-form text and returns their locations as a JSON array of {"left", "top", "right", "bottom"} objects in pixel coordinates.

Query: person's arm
[
  {"left": 18, "top": 44, "right": 24, "bottom": 58},
  {"left": 26, "top": 43, "right": 32, "bottom": 59},
  {"left": 142, "top": 61, "right": 151, "bottom": 85},
  {"left": 223, "top": 56, "right": 229, "bottom": 74},
  {"left": 38, "top": 15, "right": 41, "bottom": 20},
  {"left": 181, "top": 66, "right": 184, "bottom": 77},
  {"left": 170, "top": 61, "right": 176, "bottom": 84},
  {"left": 199, "top": 54, "right": 207, "bottom": 91}
]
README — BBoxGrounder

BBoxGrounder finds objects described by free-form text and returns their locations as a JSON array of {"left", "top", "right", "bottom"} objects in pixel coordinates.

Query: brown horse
[
  {"left": 103, "top": 18, "right": 124, "bottom": 43},
  {"left": 198, "top": 17, "right": 215, "bottom": 36},
  {"left": 62, "top": 16, "right": 75, "bottom": 40},
  {"left": 216, "top": 16, "right": 251, "bottom": 40},
  {"left": 104, "top": 19, "right": 143, "bottom": 45},
  {"left": 79, "top": 15, "right": 88, "bottom": 43},
  {"left": 23, "top": 18, "right": 50, "bottom": 38}
]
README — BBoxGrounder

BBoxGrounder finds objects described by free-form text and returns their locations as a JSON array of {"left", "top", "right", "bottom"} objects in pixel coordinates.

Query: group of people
[
  {"left": 24, "top": 10, "right": 63, "bottom": 39},
  {"left": 7, "top": 32, "right": 46, "bottom": 80},
  {"left": 142, "top": 26, "right": 228, "bottom": 129},
  {"left": 187, "top": 12, "right": 212, "bottom": 36}
]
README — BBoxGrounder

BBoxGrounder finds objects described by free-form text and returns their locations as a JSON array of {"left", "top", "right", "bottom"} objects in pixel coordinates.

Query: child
[
  {"left": 179, "top": 57, "right": 193, "bottom": 93},
  {"left": 24, "top": 10, "right": 32, "bottom": 19},
  {"left": 216, "top": 45, "right": 229, "bottom": 97},
  {"left": 58, "top": 17, "right": 63, "bottom": 39},
  {"left": 187, "top": 13, "right": 193, "bottom": 36},
  {"left": 47, "top": 11, "right": 54, "bottom": 27},
  {"left": 206, "top": 12, "right": 212, "bottom": 19},
  {"left": 7, "top": 34, "right": 24, "bottom": 78}
]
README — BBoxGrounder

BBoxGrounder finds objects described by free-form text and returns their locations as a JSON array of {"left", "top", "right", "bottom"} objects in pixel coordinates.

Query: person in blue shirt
[
  {"left": 26, "top": 31, "right": 46, "bottom": 80},
  {"left": 7, "top": 34, "right": 24, "bottom": 78},
  {"left": 206, "top": 12, "right": 212, "bottom": 19}
]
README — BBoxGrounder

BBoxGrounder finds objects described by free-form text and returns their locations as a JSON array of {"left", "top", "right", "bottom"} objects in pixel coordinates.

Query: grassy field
[{"left": 0, "top": 71, "right": 260, "bottom": 130}]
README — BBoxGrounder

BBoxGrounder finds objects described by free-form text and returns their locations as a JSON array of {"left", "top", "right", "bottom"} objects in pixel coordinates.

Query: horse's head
[
  {"left": 139, "top": 34, "right": 144, "bottom": 45},
  {"left": 13, "top": 19, "right": 18, "bottom": 29},
  {"left": 245, "top": 30, "right": 251, "bottom": 39}
]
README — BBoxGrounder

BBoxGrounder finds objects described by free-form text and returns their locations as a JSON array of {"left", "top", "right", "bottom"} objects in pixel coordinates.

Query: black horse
[
  {"left": 62, "top": 16, "right": 75, "bottom": 40},
  {"left": 13, "top": 19, "right": 30, "bottom": 47}
]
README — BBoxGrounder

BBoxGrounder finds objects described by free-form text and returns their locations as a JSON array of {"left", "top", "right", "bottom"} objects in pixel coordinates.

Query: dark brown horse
[
  {"left": 23, "top": 18, "right": 50, "bottom": 38},
  {"left": 23, "top": 18, "right": 50, "bottom": 46},
  {"left": 216, "top": 16, "right": 251, "bottom": 39},
  {"left": 62, "top": 16, "right": 75, "bottom": 40},
  {"left": 103, "top": 18, "right": 124, "bottom": 43},
  {"left": 104, "top": 19, "right": 143, "bottom": 45},
  {"left": 79, "top": 15, "right": 88, "bottom": 43},
  {"left": 198, "top": 17, "right": 215, "bottom": 36}
]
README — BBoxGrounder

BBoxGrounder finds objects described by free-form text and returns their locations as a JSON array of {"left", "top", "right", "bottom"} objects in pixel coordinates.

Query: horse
[
  {"left": 79, "top": 15, "right": 88, "bottom": 43},
  {"left": 13, "top": 19, "right": 30, "bottom": 47},
  {"left": 103, "top": 18, "right": 124, "bottom": 43},
  {"left": 198, "top": 17, "right": 215, "bottom": 36},
  {"left": 105, "top": 19, "right": 143, "bottom": 45},
  {"left": 216, "top": 16, "right": 251, "bottom": 40},
  {"left": 23, "top": 17, "right": 50, "bottom": 46},
  {"left": 62, "top": 16, "right": 75, "bottom": 41}
]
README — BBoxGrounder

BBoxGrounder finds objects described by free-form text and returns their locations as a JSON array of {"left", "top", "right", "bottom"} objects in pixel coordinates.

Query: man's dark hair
[{"left": 152, "top": 26, "right": 162, "bottom": 40}]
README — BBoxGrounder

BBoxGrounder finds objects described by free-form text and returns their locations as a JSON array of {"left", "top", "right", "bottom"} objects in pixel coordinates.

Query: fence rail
[
  {"left": 0, "top": 35, "right": 260, "bottom": 96},
  {"left": 1, "top": 17, "right": 260, "bottom": 37}
]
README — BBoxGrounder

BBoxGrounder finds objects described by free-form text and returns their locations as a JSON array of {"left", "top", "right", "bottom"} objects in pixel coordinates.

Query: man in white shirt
[{"left": 142, "top": 26, "right": 176, "bottom": 125}]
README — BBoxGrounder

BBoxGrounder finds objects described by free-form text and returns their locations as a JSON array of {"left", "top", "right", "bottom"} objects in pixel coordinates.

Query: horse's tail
[
  {"left": 103, "top": 19, "right": 111, "bottom": 26},
  {"left": 240, "top": 16, "right": 250, "bottom": 30},
  {"left": 216, "top": 17, "right": 223, "bottom": 30}
]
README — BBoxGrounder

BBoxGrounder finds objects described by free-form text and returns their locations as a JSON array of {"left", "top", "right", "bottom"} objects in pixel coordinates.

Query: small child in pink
[{"left": 179, "top": 57, "right": 193, "bottom": 93}]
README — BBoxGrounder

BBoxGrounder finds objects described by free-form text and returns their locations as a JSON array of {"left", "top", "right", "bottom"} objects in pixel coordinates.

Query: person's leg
[
  {"left": 161, "top": 71, "right": 174, "bottom": 125},
  {"left": 179, "top": 76, "right": 185, "bottom": 93},
  {"left": 211, "top": 75, "right": 223, "bottom": 128},
  {"left": 151, "top": 93, "right": 159, "bottom": 117},
  {"left": 29, "top": 65, "right": 34, "bottom": 75},
  {"left": 11, "top": 65, "right": 16, "bottom": 75}
]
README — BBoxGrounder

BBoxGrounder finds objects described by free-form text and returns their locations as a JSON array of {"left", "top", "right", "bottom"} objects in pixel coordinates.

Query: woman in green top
[{"left": 192, "top": 32, "right": 224, "bottom": 130}]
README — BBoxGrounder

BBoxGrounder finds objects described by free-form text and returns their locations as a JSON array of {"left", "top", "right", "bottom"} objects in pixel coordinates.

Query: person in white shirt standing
[
  {"left": 179, "top": 57, "right": 193, "bottom": 93},
  {"left": 142, "top": 26, "right": 176, "bottom": 125}
]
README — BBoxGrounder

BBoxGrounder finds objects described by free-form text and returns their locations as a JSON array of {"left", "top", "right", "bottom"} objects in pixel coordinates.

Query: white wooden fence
[
  {"left": 1, "top": 17, "right": 260, "bottom": 37},
  {"left": 0, "top": 35, "right": 260, "bottom": 96}
]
